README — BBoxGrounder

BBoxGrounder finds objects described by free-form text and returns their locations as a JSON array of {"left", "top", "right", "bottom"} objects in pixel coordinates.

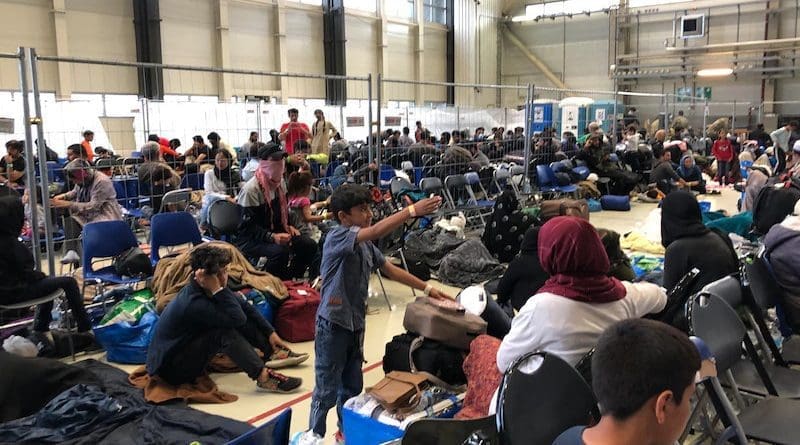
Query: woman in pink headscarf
[
  {"left": 496, "top": 216, "right": 667, "bottom": 371},
  {"left": 234, "top": 142, "right": 318, "bottom": 280}
]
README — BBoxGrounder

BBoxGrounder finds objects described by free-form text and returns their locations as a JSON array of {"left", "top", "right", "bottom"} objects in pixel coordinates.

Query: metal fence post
[
  {"left": 18, "top": 47, "right": 42, "bottom": 270},
  {"left": 367, "top": 73, "right": 373, "bottom": 164},
  {"left": 703, "top": 99, "right": 708, "bottom": 138},
  {"left": 732, "top": 100, "right": 737, "bottom": 131},
  {"left": 29, "top": 48, "right": 56, "bottom": 276},
  {"left": 523, "top": 84, "right": 533, "bottom": 189},
  {"left": 376, "top": 73, "right": 382, "bottom": 164},
  {"left": 612, "top": 88, "right": 619, "bottom": 145}
]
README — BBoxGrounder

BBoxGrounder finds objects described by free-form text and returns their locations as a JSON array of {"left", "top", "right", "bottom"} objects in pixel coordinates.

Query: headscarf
[
  {"left": 64, "top": 159, "right": 96, "bottom": 203},
  {"left": 537, "top": 216, "right": 626, "bottom": 303},
  {"left": 254, "top": 159, "right": 288, "bottom": 231},
  {"left": 519, "top": 226, "right": 539, "bottom": 255},
  {"left": 660, "top": 190, "right": 709, "bottom": 248},
  {"left": 781, "top": 200, "right": 800, "bottom": 232},
  {"left": 677, "top": 154, "right": 698, "bottom": 178},
  {"left": 0, "top": 195, "right": 24, "bottom": 237},
  {"left": 213, "top": 152, "right": 241, "bottom": 191}
]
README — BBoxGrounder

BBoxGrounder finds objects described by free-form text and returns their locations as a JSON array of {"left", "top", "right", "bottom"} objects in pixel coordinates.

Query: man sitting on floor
[
  {"left": 553, "top": 318, "right": 701, "bottom": 445},
  {"left": 146, "top": 244, "right": 307, "bottom": 393}
]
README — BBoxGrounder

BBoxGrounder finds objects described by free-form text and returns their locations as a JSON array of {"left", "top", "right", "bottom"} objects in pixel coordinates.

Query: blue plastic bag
[
  {"left": 93, "top": 311, "right": 158, "bottom": 364},
  {"left": 587, "top": 198, "right": 602, "bottom": 212}
]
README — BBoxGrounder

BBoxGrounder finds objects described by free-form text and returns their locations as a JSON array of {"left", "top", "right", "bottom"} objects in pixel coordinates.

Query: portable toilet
[
  {"left": 589, "top": 100, "right": 621, "bottom": 134},
  {"left": 529, "top": 99, "right": 559, "bottom": 134},
  {"left": 559, "top": 97, "right": 594, "bottom": 137}
]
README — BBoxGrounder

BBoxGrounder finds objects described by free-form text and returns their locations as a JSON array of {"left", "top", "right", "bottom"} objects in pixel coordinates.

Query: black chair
[
  {"left": 496, "top": 351, "right": 599, "bottom": 445},
  {"left": 689, "top": 293, "right": 800, "bottom": 444},
  {"left": 207, "top": 199, "right": 242, "bottom": 241},
  {"left": 700, "top": 274, "right": 800, "bottom": 399},
  {"left": 0, "top": 289, "right": 75, "bottom": 359},
  {"left": 748, "top": 253, "right": 800, "bottom": 365},
  {"left": 401, "top": 415, "right": 498, "bottom": 445}
]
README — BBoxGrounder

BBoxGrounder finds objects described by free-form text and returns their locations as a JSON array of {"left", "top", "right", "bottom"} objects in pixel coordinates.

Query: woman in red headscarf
[{"left": 496, "top": 216, "right": 667, "bottom": 371}]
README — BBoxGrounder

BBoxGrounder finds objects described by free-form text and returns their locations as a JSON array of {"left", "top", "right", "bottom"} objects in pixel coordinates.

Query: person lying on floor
[
  {"left": 146, "top": 244, "right": 307, "bottom": 393},
  {"left": 0, "top": 195, "right": 94, "bottom": 352}
]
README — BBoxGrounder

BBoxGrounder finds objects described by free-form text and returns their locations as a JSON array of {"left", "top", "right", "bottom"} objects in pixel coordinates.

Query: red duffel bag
[{"left": 275, "top": 281, "right": 321, "bottom": 342}]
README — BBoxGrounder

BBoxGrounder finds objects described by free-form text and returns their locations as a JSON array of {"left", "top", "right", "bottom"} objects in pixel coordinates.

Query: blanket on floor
[{"left": 153, "top": 241, "right": 287, "bottom": 313}]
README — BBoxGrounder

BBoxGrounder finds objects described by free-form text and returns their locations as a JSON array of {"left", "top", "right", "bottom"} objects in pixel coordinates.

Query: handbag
[
  {"left": 403, "top": 297, "right": 487, "bottom": 351},
  {"left": 112, "top": 246, "right": 153, "bottom": 278},
  {"left": 369, "top": 371, "right": 429, "bottom": 413}
]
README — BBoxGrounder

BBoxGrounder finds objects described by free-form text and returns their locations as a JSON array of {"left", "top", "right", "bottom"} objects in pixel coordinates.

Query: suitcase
[
  {"left": 403, "top": 297, "right": 487, "bottom": 351},
  {"left": 274, "top": 281, "right": 321, "bottom": 342},
  {"left": 600, "top": 195, "right": 631, "bottom": 211},
  {"left": 383, "top": 333, "right": 467, "bottom": 386},
  {"left": 539, "top": 198, "right": 590, "bottom": 221}
]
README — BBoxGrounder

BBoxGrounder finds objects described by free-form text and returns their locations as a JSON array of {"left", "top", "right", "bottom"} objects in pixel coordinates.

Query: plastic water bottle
[{"left": 256, "top": 256, "right": 267, "bottom": 270}]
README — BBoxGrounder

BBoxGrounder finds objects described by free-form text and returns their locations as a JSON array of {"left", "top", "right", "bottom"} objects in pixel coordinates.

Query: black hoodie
[
  {"left": 495, "top": 227, "right": 549, "bottom": 312},
  {"left": 0, "top": 195, "right": 45, "bottom": 301}
]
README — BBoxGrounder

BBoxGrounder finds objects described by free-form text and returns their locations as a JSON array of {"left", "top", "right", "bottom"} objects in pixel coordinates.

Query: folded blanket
[
  {"left": 153, "top": 241, "right": 287, "bottom": 313},
  {"left": 621, "top": 231, "right": 665, "bottom": 255},
  {"left": 128, "top": 366, "right": 237, "bottom": 404}
]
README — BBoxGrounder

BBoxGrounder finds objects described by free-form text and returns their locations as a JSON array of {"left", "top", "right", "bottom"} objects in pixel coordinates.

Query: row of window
[
  {"left": 291, "top": 0, "right": 447, "bottom": 25},
  {"left": 523, "top": 0, "right": 688, "bottom": 20}
]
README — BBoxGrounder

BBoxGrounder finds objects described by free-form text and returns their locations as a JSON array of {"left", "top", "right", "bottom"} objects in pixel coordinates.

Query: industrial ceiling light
[{"left": 697, "top": 68, "right": 733, "bottom": 77}]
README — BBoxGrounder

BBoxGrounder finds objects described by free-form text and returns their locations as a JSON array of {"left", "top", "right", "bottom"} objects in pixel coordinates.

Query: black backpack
[
  {"left": 383, "top": 333, "right": 467, "bottom": 386},
  {"left": 645, "top": 268, "right": 701, "bottom": 333},
  {"left": 113, "top": 247, "right": 153, "bottom": 278},
  {"left": 752, "top": 178, "right": 800, "bottom": 235}
]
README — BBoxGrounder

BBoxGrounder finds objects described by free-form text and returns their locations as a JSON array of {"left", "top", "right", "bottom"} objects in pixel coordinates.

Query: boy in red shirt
[
  {"left": 279, "top": 108, "right": 310, "bottom": 155},
  {"left": 711, "top": 130, "right": 734, "bottom": 185}
]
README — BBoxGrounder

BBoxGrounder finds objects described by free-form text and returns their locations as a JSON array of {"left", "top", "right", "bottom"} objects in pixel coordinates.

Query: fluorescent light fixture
[
  {"left": 697, "top": 68, "right": 733, "bottom": 77},
  {"left": 387, "top": 23, "right": 409, "bottom": 34}
]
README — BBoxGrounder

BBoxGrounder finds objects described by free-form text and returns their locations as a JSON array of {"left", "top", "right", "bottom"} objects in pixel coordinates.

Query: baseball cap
[{"left": 257, "top": 142, "right": 288, "bottom": 160}]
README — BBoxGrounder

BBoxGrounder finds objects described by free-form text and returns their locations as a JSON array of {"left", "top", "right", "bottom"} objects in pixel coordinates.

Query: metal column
[
  {"left": 376, "top": 73, "right": 382, "bottom": 164},
  {"left": 17, "top": 47, "right": 42, "bottom": 270},
  {"left": 523, "top": 84, "right": 533, "bottom": 189},
  {"left": 367, "top": 73, "right": 373, "bottom": 164},
  {"left": 29, "top": 48, "right": 56, "bottom": 276},
  {"left": 612, "top": 87, "right": 619, "bottom": 145}
]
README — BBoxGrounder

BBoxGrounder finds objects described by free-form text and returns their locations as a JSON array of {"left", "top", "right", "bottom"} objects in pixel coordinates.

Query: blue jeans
[{"left": 309, "top": 317, "right": 364, "bottom": 437}]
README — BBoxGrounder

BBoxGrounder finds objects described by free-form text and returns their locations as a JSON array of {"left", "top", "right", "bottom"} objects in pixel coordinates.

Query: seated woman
[
  {"left": 676, "top": 154, "right": 706, "bottom": 194},
  {"left": 0, "top": 196, "right": 93, "bottom": 350},
  {"left": 234, "top": 142, "right": 318, "bottom": 280},
  {"left": 50, "top": 159, "right": 123, "bottom": 257},
  {"left": 200, "top": 150, "right": 242, "bottom": 230},
  {"left": 496, "top": 216, "right": 666, "bottom": 370},
  {"left": 146, "top": 244, "right": 306, "bottom": 392},
  {"left": 661, "top": 191, "right": 739, "bottom": 296}
]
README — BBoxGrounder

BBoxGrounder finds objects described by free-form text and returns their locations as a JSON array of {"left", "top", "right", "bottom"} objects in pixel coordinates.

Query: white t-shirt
[{"left": 496, "top": 282, "right": 667, "bottom": 372}]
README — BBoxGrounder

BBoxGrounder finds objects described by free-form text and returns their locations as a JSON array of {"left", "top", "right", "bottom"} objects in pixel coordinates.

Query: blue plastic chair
[
  {"left": 81, "top": 220, "right": 147, "bottom": 297},
  {"left": 130, "top": 151, "right": 143, "bottom": 159},
  {"left": 149, "top": 211, "right": 202, "bottom": 265},
  {"left": 740, "top": 160, "right": 754, "bottom": 180},
  {"left": 225, "top": 408, "right": 292, "bottom": 445},
  {"left": 180, "top": 172, "right": 205, "bottom": 191},
  {"left": 536, "top": 164, "right": 577, "bottom": 197},
  {"left": 572, "top": 166, "right": 590, "bottom": 180},
  {"left": 379, "top": 164, "right": 396, "bottom": 188}
]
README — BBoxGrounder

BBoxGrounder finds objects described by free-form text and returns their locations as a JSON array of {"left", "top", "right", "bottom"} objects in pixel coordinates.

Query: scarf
[
  {"left": 677, "top": 154, "right": 698, "bottom": 178},
  {"left": 660, "top": 190, "right": 709, "bottom": 248},
  {"left": 312, "top": 119, "right": 326, "bottom": 137},
  {"left": 214, "top": 165, "right": 240, "bottom": 192},
  {"left": 254, "top": 159, "right": 288, "bottom": 232},
  {"left": 537, "top": 216, "right": 626, "bottom": 303}
]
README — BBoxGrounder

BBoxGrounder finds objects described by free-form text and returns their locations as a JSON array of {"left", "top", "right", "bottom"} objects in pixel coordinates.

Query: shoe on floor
[
  {"left": 256, "top": 369, "right": 302, "bottom": 393},
  {"left": 61, "top": 250, "right": 80, "bottom": 265},
  {"left": 334, "top": 430, "right": 345, "bottom": 445},
  {"left": 289, "top": 431, "right": 323, "bottom": 445},
  {"left": 265, "top": 346, "right": 309, "bottom": 369}
]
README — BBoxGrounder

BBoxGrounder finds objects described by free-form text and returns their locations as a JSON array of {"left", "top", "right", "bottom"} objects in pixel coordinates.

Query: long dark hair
[{"left": 287, "top": 171, "right": 314, "bottom": 197}]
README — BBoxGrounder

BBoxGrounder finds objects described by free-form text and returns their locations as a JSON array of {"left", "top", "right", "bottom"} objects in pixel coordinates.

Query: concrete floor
[{"left": 80, "top": 187, "right": 742, "bottom": 444}]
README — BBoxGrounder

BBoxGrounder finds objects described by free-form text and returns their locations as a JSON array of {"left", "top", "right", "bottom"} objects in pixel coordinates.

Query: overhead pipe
[
  {"left": 665, "top": 37, "right": 800, "bottom": 53},
  {"left": 502, "top": 23, "right": 568, "bottom": 89}
]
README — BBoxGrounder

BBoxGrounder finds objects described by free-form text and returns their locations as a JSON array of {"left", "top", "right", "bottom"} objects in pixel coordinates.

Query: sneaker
[
  {"left": 60, "top": 250, "right": 80, "bottom": 265},
  {"left": 265, "top": 347, "right": 309, "bottom": 369},
  {"left": 334, "top": 430, "right": 345, "bottom": 445},
  {"left": 289, "top": 431, "right": 323, "bottom": 445},
  {"left": 256, "top": 369, "right": 302, "bottom": 393}
]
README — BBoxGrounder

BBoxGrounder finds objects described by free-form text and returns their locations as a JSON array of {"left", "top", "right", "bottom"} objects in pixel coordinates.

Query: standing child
[
  {"left": 286, "top": 171, "right": 330, "bottom": 240},
  {"left": 291, "top": 184, "right": 452, "bottom": 445},
  {"left": 712, "top": 130, "right": 734, "bottom": 185}
]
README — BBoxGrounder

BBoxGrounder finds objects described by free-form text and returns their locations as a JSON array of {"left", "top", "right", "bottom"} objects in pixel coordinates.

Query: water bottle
[{"left": 256, "top": 256, "right": 267, "bottom": 270}]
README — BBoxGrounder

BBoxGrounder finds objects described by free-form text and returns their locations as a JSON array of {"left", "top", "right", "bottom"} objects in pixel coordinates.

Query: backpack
[
  {"left": 645, "top": 268, "right": 701, "bottom": 333},
  {"left": 539, "top": 199, "right": 590, "bottom": 221},
  {"left": 112, "top": 247, "right": 153, "bottom": 278},
  {"left": 752, "top": 178, "right": 800, "bottom": 234},
  {"left": 383, "top": 333, "right": 467, "bottom": 386}
]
